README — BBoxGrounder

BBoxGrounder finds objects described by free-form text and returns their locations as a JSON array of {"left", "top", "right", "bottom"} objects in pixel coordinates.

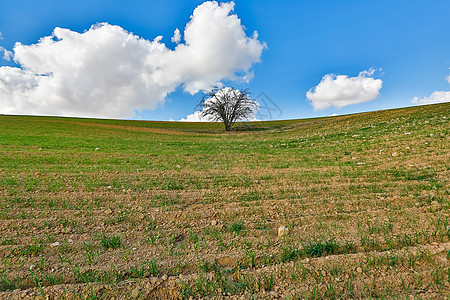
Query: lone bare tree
[{"left": 197, "top": 87, "right": 258, "bottom": 131}]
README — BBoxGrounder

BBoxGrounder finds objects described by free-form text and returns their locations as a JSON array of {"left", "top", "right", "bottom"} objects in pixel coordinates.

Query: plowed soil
[{"left": 0, "top": 103, "right": 449, "bottom": 299}]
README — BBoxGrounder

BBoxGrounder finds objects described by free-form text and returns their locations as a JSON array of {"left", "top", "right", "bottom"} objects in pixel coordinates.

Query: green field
[{"left": 0, "top": 103, "right": 449, "bottom": 299}]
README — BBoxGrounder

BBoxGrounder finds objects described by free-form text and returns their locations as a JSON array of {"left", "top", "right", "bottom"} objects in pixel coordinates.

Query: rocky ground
[{"left": 0, "top": 103, "right": 448, "bottom": 299}]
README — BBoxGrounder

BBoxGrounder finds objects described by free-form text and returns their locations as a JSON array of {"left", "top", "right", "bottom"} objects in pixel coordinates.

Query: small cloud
[
  {"left": 358, "top": 68, "right": 375, "bottom": 77},
  {"left": 0, "top": 47, "right": 12, "bottom": 61},
  {"left": 412, "top": 91, "right": 450, "bottom": 105},
  {"left": 446, "top": 75, "right": 450, "bottom": 84},
  {"left": 171, "top": 28, "right": 181, "bottom": 44},
  {"left": 179, "top": 110, "right": 215, "bottom": 122},
  {"left": 306, "top": 68, "right": 383, "bottom": 111},
  {"left": 0, "top": 32, "right": 3, "bottom": 40},
  {"left": 329, "top": 113, "right": 339, "bottom": 116}
]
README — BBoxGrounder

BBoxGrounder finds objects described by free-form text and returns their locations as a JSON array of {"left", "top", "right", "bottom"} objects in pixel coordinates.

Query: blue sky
[{"left": 0, "top": 0, "right": 449, "bottom": 121}]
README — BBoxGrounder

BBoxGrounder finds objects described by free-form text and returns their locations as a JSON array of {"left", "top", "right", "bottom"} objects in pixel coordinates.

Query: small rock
[
  {"left": 436, "top": 247, "right": 445, "bottom": 254},
  {"left": 161, "top": 274, "right": 168, "bottom": 281},
  {"left": 50, "top": 242, "right": 60, "bottom": 247},
  {"left": 356, "top": 267, "right": 362, "bottom": 273},
  {"left": 215, "top": 256, "right": 237, "bottom": 269},
  {"left": 131, "top": 288, "right": 139, "bottom": 298},
  {"left": 269, "top": 291, "right": 279, "bottom": 298},
  {"left": 211, "top": 220, "right": 217, "bottom": 226},
  {"left": 278, "top": 226, "right": 289, "bottom": 237}
]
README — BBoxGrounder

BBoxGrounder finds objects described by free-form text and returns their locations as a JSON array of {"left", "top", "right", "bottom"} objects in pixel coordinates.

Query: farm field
[{"left": 0, "top": 103, "right": 449, "bottom": 299}]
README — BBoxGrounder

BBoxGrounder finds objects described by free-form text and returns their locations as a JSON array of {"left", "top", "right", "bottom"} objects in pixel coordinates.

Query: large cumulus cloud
[
  {"left": 0, "top": 1, "right": 266, "bottom": 118},
  {"left": 306, "top": 68, "right": 382, "bottom": 111}
]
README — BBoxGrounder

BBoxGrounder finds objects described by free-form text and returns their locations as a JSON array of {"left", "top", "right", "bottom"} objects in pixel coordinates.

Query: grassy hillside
[{"left": 0, "top": 103, "right": 449, "bottom": 299}]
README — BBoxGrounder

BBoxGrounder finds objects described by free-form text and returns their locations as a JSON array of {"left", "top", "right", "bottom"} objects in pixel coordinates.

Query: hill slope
[{"left": 0, "top": 103, "right": 449, "bottom": 299}]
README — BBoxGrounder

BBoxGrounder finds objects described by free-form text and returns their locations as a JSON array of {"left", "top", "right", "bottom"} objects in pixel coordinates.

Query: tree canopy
[{"left": 197, "top": 87, "right": 258, "bottom": 131}]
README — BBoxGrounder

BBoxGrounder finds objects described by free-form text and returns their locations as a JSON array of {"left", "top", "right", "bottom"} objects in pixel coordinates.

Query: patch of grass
[
  {"left": 182, "top": 266, "right": 251, "bottom": 298},
  {"left": 303, "top": 238, "right": 340, "bottom": 257},
  {"left": 239, "top": 190, "right": 261, "bottom": 203},
  {"left": 126, "top": 260, "right": 160, "bottom": 278},
  {"left": 146, "top": 219, "right": 157, "bottom": 231},
  {"left": 15, "top": 239, "right": 45, "bottom": 256},
  {"left": 229, "top": 221, "right": 245, "bottom": 235},
  {"left": 151, "top": 194, "right": 181, "bottom": 207},
  {"left": 0, "top": 272, "right": 21, "bottom": 291},
  {"left": 0, "top": 236, "right": 16, "bottom": 245},
  {"left": 279, "top": 246, "right": 302, "bottom": 262},
  {"left": 188, "top": 230, "right": 200, "bottom": 244},
  {"left": 161, "top": 179, "right": 184, "bottom": 190},
  {"left": 99, "top": 234, "right": 122, "bottom": 250}
]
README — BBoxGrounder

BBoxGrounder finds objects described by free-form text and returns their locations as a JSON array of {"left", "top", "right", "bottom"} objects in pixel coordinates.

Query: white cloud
[
  {"left": 0, "top": 1, "right": 266, "bottom": 118},
  {"left": 0, "top": 47, "right": 12, "bottom": 61},
  {"left": 306, "top": 68, "right": 383, "bottom": 111},
  {"left": 179, "top": 110, "right": 215, "bottom": 122},
  {"left": 446, "top": 75, "right": 450, "bottom": 84},
  {"left": 171, "top": 28, "right": 181, "bottom": 44},
  {"left": 0, "top": 33, "right": 11, "bottom": 60},
  {"left": 412, "top": 91, "right": 450, "bottom": 105}
]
